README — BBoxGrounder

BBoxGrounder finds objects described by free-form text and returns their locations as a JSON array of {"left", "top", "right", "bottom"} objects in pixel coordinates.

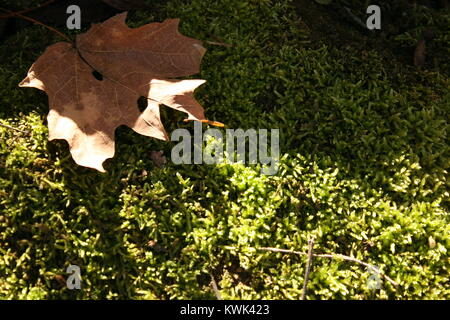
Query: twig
[
  {"left": 0, "top": 7, "right": 72, "bottom": 43},
  {"left": 205, "top": 40, "right": 233, "bottom": 48},
  {"left": 0, "top": 122, "right": 30, "bottom": 134},
  {"left": 0, "top": 0, "right": 57, "bottom": 19},
  {"left": 301, "top": 238, "right": 314, "bottom": 300},
  {"left": 225, "top": 245, "right": 399, "bottom": 287},
  {"left": 313, "top": 252, "right": 398, "bottom": 287},
  {"left": 209, "top": 272, "right": 222, "bottom": 300}
]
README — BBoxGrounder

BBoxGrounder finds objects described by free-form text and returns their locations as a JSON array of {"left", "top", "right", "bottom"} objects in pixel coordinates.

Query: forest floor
[{"left": 0, "top": 0, "right": 449, "bottom": 299}]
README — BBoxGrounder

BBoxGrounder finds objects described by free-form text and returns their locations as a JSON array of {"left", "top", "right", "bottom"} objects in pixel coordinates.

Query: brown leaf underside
[{"left": 20, "top": 12, "right": 207, "bottom": 172}]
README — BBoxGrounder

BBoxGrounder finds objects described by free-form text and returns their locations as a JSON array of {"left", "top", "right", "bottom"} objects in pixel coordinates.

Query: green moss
[{"left": 0, "top": 0, "right": 449, "bottom": 299}]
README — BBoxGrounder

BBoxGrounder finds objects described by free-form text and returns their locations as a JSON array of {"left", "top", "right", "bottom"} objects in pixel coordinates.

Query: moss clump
[{"left": 0, "top": 0, "right": 449, "bottom": 299}]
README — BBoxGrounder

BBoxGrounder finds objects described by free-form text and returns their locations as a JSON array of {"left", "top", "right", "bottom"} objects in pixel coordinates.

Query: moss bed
[{"left": 0, "top": 0, "right": 449, "bottom": 299}]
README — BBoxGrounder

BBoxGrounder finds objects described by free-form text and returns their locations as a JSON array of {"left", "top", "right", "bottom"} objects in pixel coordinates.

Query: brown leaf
[
  {"left": 414, "top": 30, "right": 435, "bottom": 67},
  {"left": 414, "top": 39, "right": 426, "bottom": 67},
  {"left": 149, "top": 150, "right": 167, "bottom": 168},
  {"left": 20, "top": 13, "right": 207, "bottom": 172},
  {"left": 53, "top": 274, "right": 66, "bottom": 287}
]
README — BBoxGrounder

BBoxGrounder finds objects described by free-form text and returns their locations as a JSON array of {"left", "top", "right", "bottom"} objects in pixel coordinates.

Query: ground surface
[{"left": 0, "top": 0, "right": 449, "bottom": 299}]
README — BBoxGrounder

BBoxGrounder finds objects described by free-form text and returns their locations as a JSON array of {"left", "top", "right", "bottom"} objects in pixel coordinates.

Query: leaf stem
[
  {"left": 0, "top": 0, "right": 57, "bottom": 19},
  {"left": 0, "top": 7, "right": 72, "bottom": 43}
]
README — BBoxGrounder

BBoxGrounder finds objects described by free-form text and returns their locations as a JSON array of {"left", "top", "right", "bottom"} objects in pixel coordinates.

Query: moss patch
[{"left": 0, "top": 0, "right": 449, "bottom": 299}]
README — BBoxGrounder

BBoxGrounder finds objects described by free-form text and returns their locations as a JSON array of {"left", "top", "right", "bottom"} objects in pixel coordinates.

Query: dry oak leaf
[{"left": 20, "top": 12, "right": 207, "bottom": 172}]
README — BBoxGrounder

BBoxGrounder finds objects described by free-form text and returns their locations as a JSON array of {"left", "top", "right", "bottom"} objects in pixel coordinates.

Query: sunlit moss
[{"left": 0, "top": 0, "right": 448, "bottom": 299}]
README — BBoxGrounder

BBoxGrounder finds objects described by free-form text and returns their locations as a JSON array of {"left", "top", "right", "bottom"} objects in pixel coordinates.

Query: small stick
[
  {"left": 0, "top": 122, "right": 30, "bottom": 134},
  {"left": 0, "top": 7, "right": 72, "bottom": 43},
  {"left": 205, "top": 40, "right": 233, "bottom": 48},
  {"left": 314, "top": 252, "right": 398, "bottom": 287},
  {"left": 209, "top": 272, "right": 222, "bottom": 300},
  {"left": 301, "top": 238, "right": 315, "bottom": 300},
  {"left": 0, "top": 0, "right": 57, "bottom": 19},
  {"left": 225, "top": 245, "right": 399, "bottom": 287}
]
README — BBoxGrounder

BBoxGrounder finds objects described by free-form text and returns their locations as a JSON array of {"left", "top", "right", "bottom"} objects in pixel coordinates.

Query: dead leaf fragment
[
  {"left": 149, "top": 150, "right": 167, "bottom": 168},
  {"left": 428, "top": 236, "right": 436, "bottom": 249},
  {"left": 54, "top": 274, "right": 67, "bottom": 287},
  {"left": 414, "top": 39, "right": 426, "bottom": 67},
  {"left": 414, "top": 30, "right": 435, "bottom": 67},
  {"left": 20, "top": 12, "right": 208, "bottom": 172}
]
